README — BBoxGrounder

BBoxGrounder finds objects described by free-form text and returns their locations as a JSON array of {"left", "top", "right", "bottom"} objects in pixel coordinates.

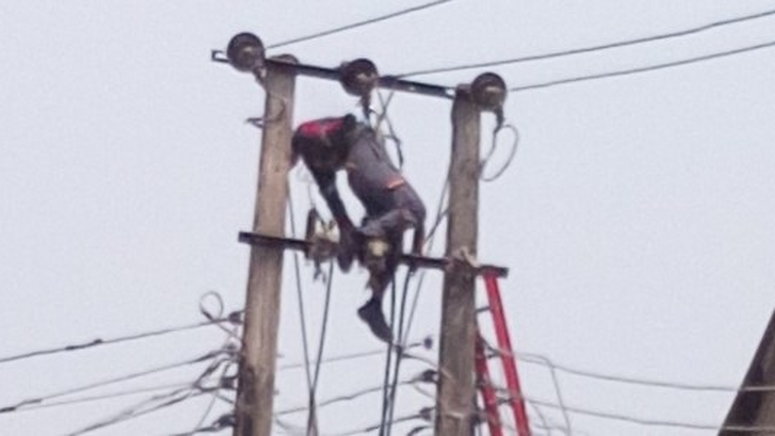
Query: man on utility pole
[{"left": 219, "top": 32, "right": 508, "bottom": 436}]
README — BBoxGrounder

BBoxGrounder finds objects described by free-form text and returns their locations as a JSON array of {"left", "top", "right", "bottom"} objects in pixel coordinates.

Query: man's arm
[
  {"left": 311, "top": 169, "right": 359, "bottom": 271},
  {"left": 311, "top": 170, "right": 355, "bottom": 232}
]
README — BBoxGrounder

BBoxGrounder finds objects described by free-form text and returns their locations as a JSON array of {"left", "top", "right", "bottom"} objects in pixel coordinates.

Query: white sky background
[{"left": 1, "top": 1, "right": 775, "bottom": 435}]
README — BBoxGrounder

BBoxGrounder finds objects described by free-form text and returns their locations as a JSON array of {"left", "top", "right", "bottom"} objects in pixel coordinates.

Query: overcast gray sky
[{"left": 2, "top": 1, "right": 775, "bottom": 435}]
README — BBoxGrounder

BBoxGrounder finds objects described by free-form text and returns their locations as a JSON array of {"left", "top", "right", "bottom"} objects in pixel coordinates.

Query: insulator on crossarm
[
  {"left": 339, "top": 58, "right": 379, "bottom": 99},
  {"left": 471, "top": 72, "right": 507, "bottom": 112},
  {"left": 226, "top": 32, "right": 265, "bottom": 73}
]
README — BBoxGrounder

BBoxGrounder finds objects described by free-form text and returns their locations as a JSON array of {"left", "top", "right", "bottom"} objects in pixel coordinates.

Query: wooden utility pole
[
  {"left": 233, "top": 55, "right": 296, "bottom": 436},
  {"left": 435, "top": 85, "right": 482, "bottom": 436},
  {"left": 720, "top": 308, "right": 775, "bottom": 436}
]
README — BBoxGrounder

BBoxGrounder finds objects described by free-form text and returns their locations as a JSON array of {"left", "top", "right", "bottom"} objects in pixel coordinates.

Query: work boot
[{"left": 357, "top": 298, "right": 393, "bottom": 343}]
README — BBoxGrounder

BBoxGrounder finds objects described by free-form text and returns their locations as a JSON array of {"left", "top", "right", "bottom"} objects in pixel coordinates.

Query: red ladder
[{"left": 474, "top": 273, "right": 531, "bottom": 436}]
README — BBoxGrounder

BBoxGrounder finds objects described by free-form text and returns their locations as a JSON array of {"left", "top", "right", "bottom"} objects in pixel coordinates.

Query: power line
[
  {"left": 489, "top": 382, "right": 775, "bottom": 433},
  {"left": 276, "top": 338, "right": 431, "bottom": 371},
  {"left": 0, "top": 314, "right": 241, "bottom": 365},
  {"left": 510, "top": 39, "right": 775, "bottom": 92},
  {"left": 397, "top": 6, "right": 775, "bottom": 77},
  {"left": 267, "top": 0, "right": 455, "bottom": 49},
  {"left": 0, "top": 349, "right": 228, "bottom": 414},
  {"left": 2, "top": 382, "right": 193, "bottom": 413},
  {"left": 65, "top": 343, "right": 236, "bottom": 435},
  {"left": 514, "top": 349, "right": 775, "bottom": 393},
  {"left": 274, "top": 378, "right": 416, "bottom": 418},
  {"left": 66, "top": 387, "right": 205, "bottom": 436}
]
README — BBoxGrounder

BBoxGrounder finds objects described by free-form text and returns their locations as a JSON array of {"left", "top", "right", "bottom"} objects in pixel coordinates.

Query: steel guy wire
[
  {"left": 510, "top": 39, "right": 775, "bottom": 92},
  {"left": 267, "top": 0, "right": 456, "bottom": 49},
  {"left": 397, "top": 6, "right": 775, "bottom": 77}
]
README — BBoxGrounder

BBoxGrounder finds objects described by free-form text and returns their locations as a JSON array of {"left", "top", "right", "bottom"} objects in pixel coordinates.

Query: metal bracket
[{"left": 237, "top": 232, "right": 509, "bottom": 278}]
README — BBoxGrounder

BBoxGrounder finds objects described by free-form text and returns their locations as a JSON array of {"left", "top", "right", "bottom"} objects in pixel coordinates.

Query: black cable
[
  {"left": 66, "top": 342, "right": 236, "bottom": 435},
  {"left": 3, "top": 382, "right": 193, "bottom": 413},
  {"left": 0, "top": 316, "right": 239, "bottom": 365},
  {"left": 306, "top": 261, "right": 336, "bottom": 435},
  {"left": 385, "top": 270, "right": 414, "bottom": 436},
  {"left": 275, "top": 378, "right": 416, "bottom": 417},
  {"left": 267, "top": 0, "right": 455, "bottom": 49},
  {"left": 286, "top": 196, "right": 315, "bottom": 411},
  {"left": 397, "top": 6, "right": 775, "bottom": 77},
  {"left": 511, "top": 39, "right": 775, "bottom": 92},
  {"left": 403, "top": 177, "right": 450, "bottom": 343},
  {"left": 378, "top": 278, "right": 398, "bottom": 435},
  {"left": 66, "top": 387, "right": 204, "bottom": 436},
  {"left": 189, "top": 328, "right": 240, "bottom": 435},
  {"left": 0, "top": 350, "right": 223, "bottom": 414}
]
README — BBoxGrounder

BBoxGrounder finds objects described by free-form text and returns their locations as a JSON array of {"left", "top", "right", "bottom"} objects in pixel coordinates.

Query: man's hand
[{"left": 336, "top": 227, "right": 360, "bottom": 272}]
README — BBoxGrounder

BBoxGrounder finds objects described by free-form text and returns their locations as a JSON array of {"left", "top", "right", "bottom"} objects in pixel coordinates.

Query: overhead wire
[
  {"left": 378, "top": 279, "right": 399, "bottom": 435},
  {"left": 484, "top": 379, "right": 775, "bottom": 433},
  {"left": 274, "top": 376, "right": 421, "bottom": 418},
  {"left": 0, "top": 314, "right": 240, "bottom": 366},
  {"left": 286, "top": 194, "right": 316, "bottom": 432},
  {"left": 65, "top": 387, "right": 205, "bottom": 436},
  {"left": 384, "top": 270, "right": 416, "bottom": 436},
  {"left": 65, "top": 344, "right": 237, "bottom": 436},
  {"left": 267, "top": 0, "right": 455, "bottom": 49},
  {"left": 515, "top": 349, "right": 775, "bottom": 393},
  {"left": 396, "top": 6, "right": 775, "bottom": 77},
  {"left": 1, "top": 382, "right": 194, "bottom": 414},
  {"left": 510, "top": 39, "right": 775, "bottom": 92},
  {"left": 277, "top": 339, "right": 430, "bottom": 372},
  {"left": 306, "top": 261, "right": 336, "bottom": 435},
  {"left": 0, "top": 349, "right": 228, "bottom": 414},
  {"left": 188, "top": 325, "right": 241, "bottom": 435},
  {"left": 480, "top": 124, "right": 520, "bottom": 183}
]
